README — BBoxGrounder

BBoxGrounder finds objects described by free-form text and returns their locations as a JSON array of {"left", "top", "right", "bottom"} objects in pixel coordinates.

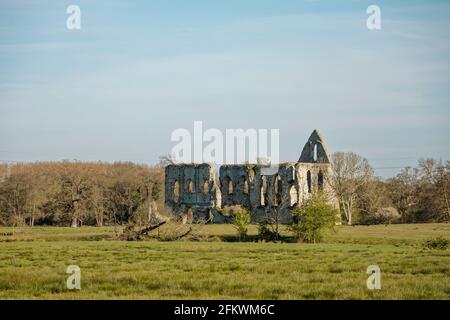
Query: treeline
[
  {"left": 331, "top": 153, "right": 450, "bottom": 225},
  {"left": 383, "top": 159, "right": 450, "bottom": 223},
  {"left": 0, "top": 156, "right": 448, "bottom": 227},
  {"left": 0, "top": 161, "right": 164, "bottom": 227}
]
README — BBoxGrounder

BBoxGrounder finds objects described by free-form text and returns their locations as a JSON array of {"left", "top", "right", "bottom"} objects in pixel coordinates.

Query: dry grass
[{"left": 0, "top": 223, "right": 449, "bottom": 299}]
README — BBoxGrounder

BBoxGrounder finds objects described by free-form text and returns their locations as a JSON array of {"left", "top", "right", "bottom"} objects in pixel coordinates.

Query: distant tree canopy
[
  {"left": 387, "top": 159, "right": 450, "bottom": 223},
  {"left": 329, "top": 153, "right": 450, "bottom": 225},
  {"left": 0, "top": 161, "right": 164, "bottom": 227}
]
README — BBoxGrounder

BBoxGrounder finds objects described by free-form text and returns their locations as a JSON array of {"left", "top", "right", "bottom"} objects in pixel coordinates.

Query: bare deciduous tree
[
  {"left": 418, "top": 159, "right": 450, "bottom": 221},
  {"left": 157, "top": 153, "right": 178, "bottom": 167},
  {"left": 329, "top": 152, "right": 373, "bottom": 225}
]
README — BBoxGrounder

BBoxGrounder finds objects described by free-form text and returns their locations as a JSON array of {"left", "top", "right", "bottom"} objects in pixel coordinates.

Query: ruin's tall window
[
  {"left": 239, "top": 176, "right": 249, "bottom": 194},
  {"left": 289, "top": 166, "right": 296, "bottom": 182},
  {"left": 307, "top": 171, "right": 312, "bottom": 193},
  {"left": 318, "top": 170, "right": 324, "bottom": 191},
  {"left": 202, "top": 180, "right": 209, "bottom": 194},
  {"left": 173, "top": 181, "right": 180, "bottom": 202},
  {"left": 187, "top": 179, "right": 194, "bottom": 193},
  {"left": 275, "top": 175, "right": 282, "bottom": 194},
  {"left": 248, "top": 169, "right": 255, "bottom": 181},
  {"left": 289, "top": 185, "right": 298, "bottom": 207},
  {"left": 274, "top": 175, "right": 282, "bottom": 205},
  {"left": 224, "top": 176, "right": 233, "bottom": 195},
  {"left": 313, "top": 144, "right": 318, "bottom": 162},
  {"left": 260, "top": 176, "right": 267, "bottom": 206}
]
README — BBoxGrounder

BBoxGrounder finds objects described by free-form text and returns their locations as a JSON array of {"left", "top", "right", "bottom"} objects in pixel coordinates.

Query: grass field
[{"left": 0, "top": 223, "right": 449, "bottom": 299}]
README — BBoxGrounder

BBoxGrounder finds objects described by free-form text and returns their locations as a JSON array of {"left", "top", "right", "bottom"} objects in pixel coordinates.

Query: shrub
[
  {"left": 290, "top": 193, "right": 338, "bottom": 243},
  {"left": 423, "top": 237, "right": 449, "bottom": 250},
  {"left": 257, "top": 220, "right": 278, "bottom": 241},
  {"left": 224, "top": 206, "right": 251, "bottom": 241}
]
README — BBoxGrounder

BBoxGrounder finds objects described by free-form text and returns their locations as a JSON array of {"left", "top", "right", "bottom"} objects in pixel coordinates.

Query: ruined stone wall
[
  {"left": 164, "top": 130, "right": 338, "bottom": 224},
  {"left": 249, "top": 163, "right": 336, "bottom": 223},
  {"left": 165, "top": 162, "right": 336, "bottom": 224},
  {"left": 165, "top": 163, "right": 221, "bottom": 223},
  {"left": 219, "top": 165, "right": 258, "bottom": 210}
]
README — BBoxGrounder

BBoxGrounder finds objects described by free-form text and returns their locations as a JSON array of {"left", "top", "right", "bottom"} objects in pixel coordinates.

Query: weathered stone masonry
[{"left": 165, "top": 130, "right": 337, "bottom": 223}]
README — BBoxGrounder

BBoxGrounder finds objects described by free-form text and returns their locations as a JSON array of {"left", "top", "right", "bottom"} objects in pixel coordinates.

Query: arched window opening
[
  {"left": 173, "top": 181, "right": 180, "bottom": 202},
  {"left": 289, "top": 166, "right": 296, "bottom": 182},
  {"left": 248, "top": 169, "right": 255, "bottom": 181},
  {"left": 202, "top": 180, "right": 209, "bottom": 194},
  {"left": 313, "top": 144, "right": 318, "bottom": 162},
  {"left": 260, "top": 176, "right": 268, "bottom": 206},
  {"left": 307, "top": 171, "right": 312, "bottom": 194},
  {"left": 239, "top": 176, "right": 249, "bottom": 194},
  {"left": 289, "top": 185, "right": 298, "bottom": 207},
  {"left": 318, "top": 170, "right": 324, "bottom": 191},
  {"left": 275, "top": 175, "right": 282, "bottom": 194},
  {"left": 224, "top": 176, "right": 233, "bottom": 195},
  {"left": 274, "top": 175, "right": 282, "bottom": 205},
  {"left": 187, "top": 179, "right": 194, "bottom": 193}
]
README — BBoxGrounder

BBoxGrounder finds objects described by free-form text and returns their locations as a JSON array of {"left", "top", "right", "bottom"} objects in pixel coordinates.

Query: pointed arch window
[
  {"left": 202, "top": 180, "right": 209, "bottom": 194},
  {"left": 187, "top": 179, "right": 194, "bottom": 193},
  {"left": 224, "top": 176, "right": 233, "bottom": 195},
  {"left": 307, "top": 171, "right": 312, "bottom": 193},
  {"left": 173, "top": 180, "right": 180, "bottom": 202},
  {"left": 318, "top": 170, "right": 324, "bottom": 191},
  {"left": 260, "top": 176, "right": 268, "bottom": 206},
  {"left": 274, "top": 175, "right": 282, "bottom": 205},
  {"left": 289, "top": 184, "right": 298, "bottom": 207}
]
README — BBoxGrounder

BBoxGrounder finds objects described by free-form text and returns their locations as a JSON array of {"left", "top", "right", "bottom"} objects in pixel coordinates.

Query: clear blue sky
[{"left": 0, "top": 0, "right": 449, "bottom": 177}]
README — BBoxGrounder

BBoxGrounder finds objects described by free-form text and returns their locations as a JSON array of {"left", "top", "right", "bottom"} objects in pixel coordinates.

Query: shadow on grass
[
  {"left": 79, "top": 234, "right": 114, "bottom": 241},
  {"left": 219, "top": 234, "right": 296, "bottom": 243}
]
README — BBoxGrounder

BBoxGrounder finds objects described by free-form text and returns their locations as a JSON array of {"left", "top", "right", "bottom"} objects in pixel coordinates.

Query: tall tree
[
  {"left": 387, "top": 167, "right": 419, "bottom": 221},
  {"left": 417, "top": 159, "right": 450, "bottom": 221},
  {"left": 329, "top": 152, "right": 373, "bottom": 225}
]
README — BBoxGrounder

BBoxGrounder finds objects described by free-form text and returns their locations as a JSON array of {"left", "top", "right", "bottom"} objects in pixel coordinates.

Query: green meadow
[{"left": 0, "top": 223, "right": 449, "bottom": 299}]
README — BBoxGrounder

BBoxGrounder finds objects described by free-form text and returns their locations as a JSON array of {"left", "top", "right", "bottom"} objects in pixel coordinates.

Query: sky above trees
[{"left": 0, "top": 0, "right": 449, "bottom": 177}]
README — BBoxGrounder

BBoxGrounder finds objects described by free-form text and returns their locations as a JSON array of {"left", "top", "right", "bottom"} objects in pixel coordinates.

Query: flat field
[{"left": 0, "top": 223, "right": 449, "bottom": 299}]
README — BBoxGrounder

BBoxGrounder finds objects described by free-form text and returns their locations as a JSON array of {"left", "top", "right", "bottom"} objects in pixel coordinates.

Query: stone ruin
[{"left": 164, "top": 130, "right": 337, "bottom": 224}]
